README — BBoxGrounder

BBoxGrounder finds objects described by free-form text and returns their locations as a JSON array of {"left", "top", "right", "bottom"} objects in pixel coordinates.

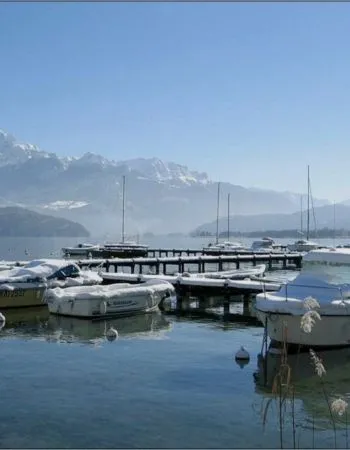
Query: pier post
[
  {"left": 223, "top": 282, "right": 230, "bottom": 320},
  {"left": 155, "top": 260, "right": 160, "bottom": 275},
  {"left": 218, "top": 257, "right": 223, "bottom": 271},
  {"left": 163, "top": 263, "right": 167, "bottom": 275},
  {"left": 268, "top": 257, "right": 272, "bottom": 270},
  {"left": 223, "top": 295, "right": 230, "bottom": 320},
  {"left": 243, "top": 294, "right": 251, "bottom": 317},
  {"left": 130, "top": 263, "right": 135, "bottom": 274},
  {"left": 283, "top": 255, "right": 287, "bottom": 269},
  {"left": 179, "top": 258, "right": 184, "bottom": 274},
  {"left": 139, "top": 264, "right": 143, "bottom": 275}
]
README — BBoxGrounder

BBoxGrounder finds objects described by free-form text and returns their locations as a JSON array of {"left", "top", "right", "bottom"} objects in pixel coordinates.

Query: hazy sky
[{"left": 1, "top": 2, "right": 349, "bottom": 201}]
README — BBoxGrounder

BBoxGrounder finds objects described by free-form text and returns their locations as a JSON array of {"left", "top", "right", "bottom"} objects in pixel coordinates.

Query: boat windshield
[{"left": 302, "top": 261, "right": 350, "bottom": 285}]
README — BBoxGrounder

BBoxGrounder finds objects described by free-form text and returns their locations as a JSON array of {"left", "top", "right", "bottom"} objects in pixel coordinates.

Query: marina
[{"left": 0, "top": 237, "right": 349, "bottom": 450}]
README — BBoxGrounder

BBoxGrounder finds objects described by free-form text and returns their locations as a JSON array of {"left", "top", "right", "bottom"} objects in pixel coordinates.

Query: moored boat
[
  {"left": 255, "top": 248, "right": 350, "bottom": 348},
  {"left": 46, "top": 279, "right": 175, "bottom": 318},
  {"left": 202, "top": 241, "right": 249, "bottom": 255},
  {"left": 287, "top": 239, "right": 321, "bottom": 253},
  {"left": 62, "top": 243, "right": 100, "bottom": 257},
  {"left": 250, "top": 237, "right": 283, "bottom": 253},
  {"left": 0, "top": 259, "right": 102, "bottom": 309},
  {"left": 91, "top": 241, "right": 149, "bottom": 259}
]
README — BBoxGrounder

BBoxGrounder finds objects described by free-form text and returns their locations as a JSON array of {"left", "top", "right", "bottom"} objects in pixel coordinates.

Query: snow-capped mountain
[
  {"left": 115, "top": 157, "right": 209, "bottom": 187},
  {"left": 0, "top": 129, "right": 330, "bottom": 235}
]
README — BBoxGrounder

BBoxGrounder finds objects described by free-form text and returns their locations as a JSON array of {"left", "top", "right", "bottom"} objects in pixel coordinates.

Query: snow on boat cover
[{"left": 0, "top": 259, "right": 102, "bottom": 287}]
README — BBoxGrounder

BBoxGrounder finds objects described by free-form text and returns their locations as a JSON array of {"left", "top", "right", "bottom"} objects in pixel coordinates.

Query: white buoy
[
  {"left": 235, "top": 346, "right": 250, "bottom": 361},
  {"left": 106, "top": 327, "right": 118, "bottom": 342}
]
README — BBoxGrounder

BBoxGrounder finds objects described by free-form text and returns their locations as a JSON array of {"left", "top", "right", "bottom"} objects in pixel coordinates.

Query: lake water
[{"left": 0, "top": 236, "right": 350, "bottom": 448}]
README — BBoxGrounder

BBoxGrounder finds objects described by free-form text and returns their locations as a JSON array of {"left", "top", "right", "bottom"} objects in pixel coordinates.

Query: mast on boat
[
  {"left": 300, "top": 194, "right": 303, "bottom": 236},
  {"left": 307, "top": 165, "right": 310, "bottom": 241},
  {"left": 121, "top": 175, "right": 126, "bottom": 244},
  {"left": 215, "top": 182, "right": 221, "bottom": 244},
  {"left": 333, "top": 201, "right": 336, "bottom": 246},
  {"left": 227, "top": 193, "right": 230, "bottom": 240}
]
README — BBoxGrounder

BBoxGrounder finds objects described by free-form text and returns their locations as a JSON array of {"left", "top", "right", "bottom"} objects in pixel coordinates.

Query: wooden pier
[
  {"left": 76, "top": 252, "right": 302, "bottom": 274},
  {"left": 147, "top": 248, "right": 289, "bottom": 257}
]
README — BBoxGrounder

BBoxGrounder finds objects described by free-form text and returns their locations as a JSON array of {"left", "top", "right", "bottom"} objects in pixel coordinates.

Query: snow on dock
[
  {"left": 76, "top": 252, "right": 302, "bottom": 275},
  {"left": 101, "top": 271, "right": 281, "bottom": 294}
]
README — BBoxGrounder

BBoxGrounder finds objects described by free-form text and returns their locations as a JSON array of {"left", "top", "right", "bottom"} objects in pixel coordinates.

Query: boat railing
[{"left": 284, "top": 282, "right": 345, "bottom": 302}]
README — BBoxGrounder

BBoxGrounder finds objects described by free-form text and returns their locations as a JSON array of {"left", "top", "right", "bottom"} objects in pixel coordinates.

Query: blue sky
[{"left": 1, "top": 2, "right": 350, "bottom": 201}]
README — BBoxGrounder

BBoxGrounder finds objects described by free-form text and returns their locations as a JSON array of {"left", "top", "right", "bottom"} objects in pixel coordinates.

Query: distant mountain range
[
  {"left": 0, "top": 129, "right": 339, "bottom": 236},
  {"left": 0, "top": 207, "right": 89, "bottom": 237},
  {"left": 193, "top": 204, "right": 350, "bottom": 235}
]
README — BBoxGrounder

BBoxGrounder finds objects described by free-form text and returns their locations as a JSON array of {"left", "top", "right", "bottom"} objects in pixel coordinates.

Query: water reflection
[
  {"left": 0, "top": 308, "right": 172, "bottom": 344},
  {"left": 254, "top": 347, "right": 350, "bottom": 430}
]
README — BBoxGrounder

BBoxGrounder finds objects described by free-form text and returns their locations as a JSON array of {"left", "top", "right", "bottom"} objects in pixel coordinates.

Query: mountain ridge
[
  {"left": 0, "top": 206, "right": 89, "bottom": 237},
  {"left": 0, "top": 129, "right": 332, "bottom": 235}
]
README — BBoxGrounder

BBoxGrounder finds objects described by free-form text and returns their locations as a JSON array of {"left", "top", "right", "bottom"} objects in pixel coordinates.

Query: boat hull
[
  {"left": 46, "top": 287, "right": 171, "bottom": 318},
  {"left": 255, "top": 308, "right": 350, "bottom": 348},
  {"left": 90, "top": 248, "right": 148, "bottom": 259},
  {"left": 0, "top": 285, "right": 47, "bottom": 309}
]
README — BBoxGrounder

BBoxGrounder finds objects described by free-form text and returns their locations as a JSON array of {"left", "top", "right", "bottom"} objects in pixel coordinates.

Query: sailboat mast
[
  {"left": 121, "top": 175, "right": 126, "bottom": 244},
  {"left": 300, "top": 194, "right": 303, "bottom": 236},
  {"left": 333, "top": 201, "right": 336, "bottom": 246},
  {"left": 307, "top": 165, "right": 310, "bottom": 241},
  {"left": 227, "top": 193, "right": 230, "bottom": 239},
  {"left": 216, "top": 182, "right": 221, "bottom": 244}
]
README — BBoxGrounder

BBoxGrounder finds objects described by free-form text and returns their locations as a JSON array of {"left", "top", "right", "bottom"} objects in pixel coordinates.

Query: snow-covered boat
[
  {"left": 202, "top": 241, "right": 249, "bottom": 255},
  {"left": 0, "top": 259, "right": 102, "bottom": 309},
  {"left": 61, "top": 243, "right": 100, "bottom": 257},
  {"left": 46, "top": 279, "right": 175, "bottom": 318},
  {"left": 255, "top": 248, "right": 350, "bottom": 348}
]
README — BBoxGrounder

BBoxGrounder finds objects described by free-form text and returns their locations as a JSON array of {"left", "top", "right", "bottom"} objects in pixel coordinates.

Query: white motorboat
[
  {"left": 0, "top": 259, "right": 102, "bottom": 309},
  {"left": 46, "top": 279, "right": 175, "bottom": 318},
  {"left": 255, "top": 248, "right": 350, "bottom": 348},
  {"left": 61, "top": 243, "right": 100, "bottom": 257},
  {"left": 250, "top": 237, "right": 283, "bottom": 253},
  {"left": 287, "top": 239, "right": 320, "bottom": 253},
  {"left": 203, "top": 240, "right": 249, "bottom": 254}
]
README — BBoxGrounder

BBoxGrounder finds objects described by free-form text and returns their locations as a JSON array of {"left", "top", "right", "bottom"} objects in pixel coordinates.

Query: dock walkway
[{"left": 76, "top": 252, "right": 302, "bottom": 274}]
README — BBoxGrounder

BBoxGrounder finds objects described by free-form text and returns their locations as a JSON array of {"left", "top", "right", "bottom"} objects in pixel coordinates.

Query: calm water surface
[{"left": 0, "top": 237, "right": 349, "bottom": 448}]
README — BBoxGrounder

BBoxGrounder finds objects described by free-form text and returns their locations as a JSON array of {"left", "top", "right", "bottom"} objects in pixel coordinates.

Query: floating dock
[{"left": 101, "top": 271, "right": 281, "bottom": 295}]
